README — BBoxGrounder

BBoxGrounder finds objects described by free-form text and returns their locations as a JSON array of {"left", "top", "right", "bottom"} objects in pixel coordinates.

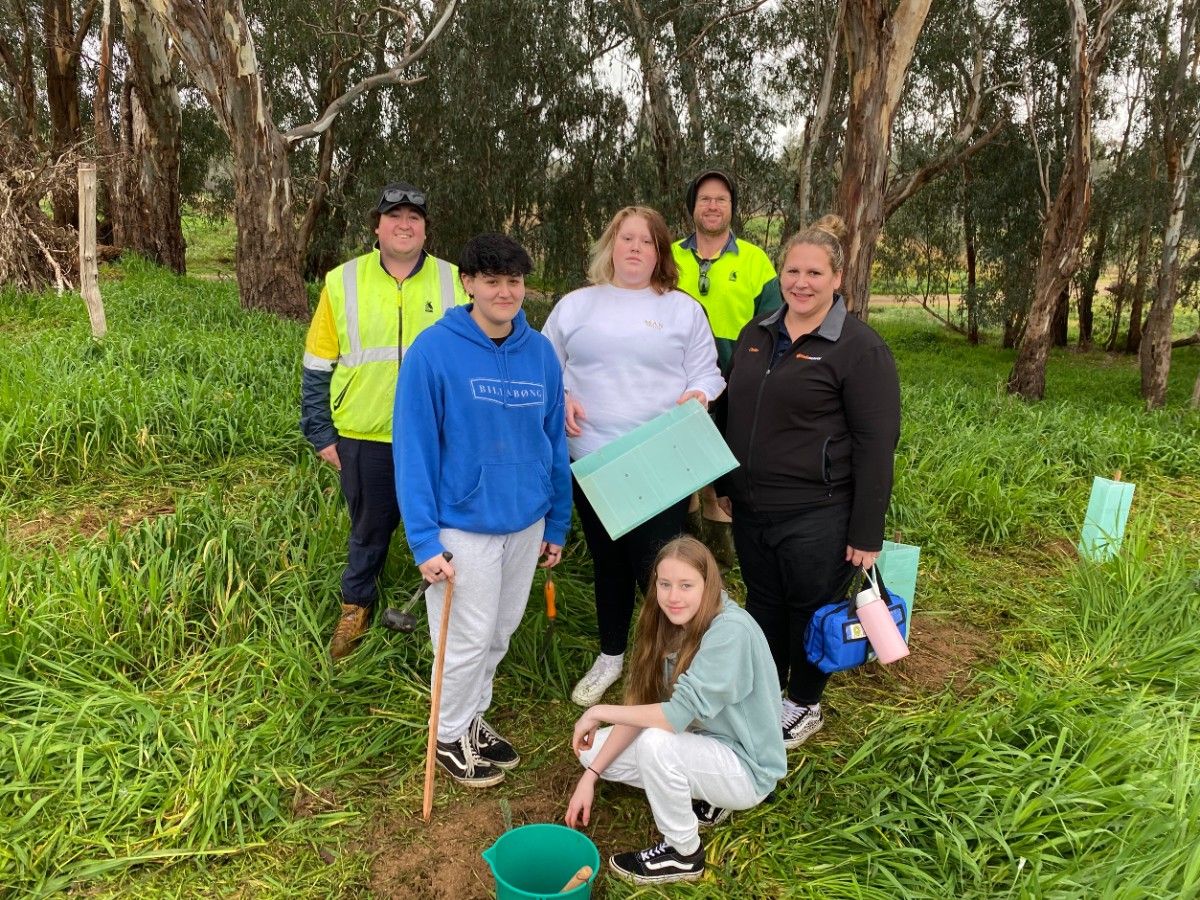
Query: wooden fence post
[{"left": 77, "top": 162, "right": 107, "bottom": 339}]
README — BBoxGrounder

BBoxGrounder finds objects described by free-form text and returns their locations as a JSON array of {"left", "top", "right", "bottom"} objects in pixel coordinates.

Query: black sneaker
[
  {"left": 692, "top": 799, "right": 732, "bottom": 829},
  {"left": 782, "top": 703, "right": 824, "bottom": 749},
  {"left": 470, "top": 716, "right": 520, "bottom": 770},
  {"left": 435, "top": 734, "right": 505, "bottom": 787},
  {"left": 610, "top": 839, "right": 705, "bottom": 884}
]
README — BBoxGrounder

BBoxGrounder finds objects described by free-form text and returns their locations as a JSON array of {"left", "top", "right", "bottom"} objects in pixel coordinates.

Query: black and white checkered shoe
[
  {"left": 610, "top": 839, "right": 705, "bottom": 884},
  {"left": 470, "top": 716, "right": 520, "bottom": 770}
]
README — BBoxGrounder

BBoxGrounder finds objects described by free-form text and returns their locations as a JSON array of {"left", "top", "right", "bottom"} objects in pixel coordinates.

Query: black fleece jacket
[{"left": 715, "top": 297, "right": 900, "bottom": 551}]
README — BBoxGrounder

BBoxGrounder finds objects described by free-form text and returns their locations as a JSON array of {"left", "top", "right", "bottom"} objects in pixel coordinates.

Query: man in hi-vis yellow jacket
[{"left": 301, "top": 182, "right": 468, "bottom": 660}]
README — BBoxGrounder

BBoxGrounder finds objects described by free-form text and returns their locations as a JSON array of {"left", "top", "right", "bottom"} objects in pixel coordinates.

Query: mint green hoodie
[{"left": 660, "top": 595, "right": 787, "bottom": 797}]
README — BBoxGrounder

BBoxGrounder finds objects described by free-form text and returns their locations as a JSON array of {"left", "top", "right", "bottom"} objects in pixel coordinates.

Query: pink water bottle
[{"left": 855, "top": 568, "right": 909, "bottom": 664}]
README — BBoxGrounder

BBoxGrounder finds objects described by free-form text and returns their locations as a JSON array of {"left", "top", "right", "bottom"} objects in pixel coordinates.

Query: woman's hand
[
  {"left": 845, "top": 545, "right": 879, "bottom": 569},
  {"left": 539, "top": 541, "right": 563, "bottom": 568},
  {"left": 676, "top": 390, "right": 708, "bottom": 409},
  {"left": 572, "top": 706, "right": 606, "bottom": 755},
  {"left": 565, "top": 772, "right": 597, "bottom": 828},
  {"left": 565, "top": 394, "right": 587, "bottom": 437}
]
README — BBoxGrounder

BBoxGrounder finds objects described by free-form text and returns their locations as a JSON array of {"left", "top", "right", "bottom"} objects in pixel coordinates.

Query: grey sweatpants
[{"left": 424, "top": 520, "right": 545, "bottom": 741}]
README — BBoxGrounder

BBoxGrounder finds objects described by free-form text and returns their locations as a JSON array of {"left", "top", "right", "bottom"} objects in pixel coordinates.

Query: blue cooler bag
[{"left": 805, "top": 572, "right": 910, "bottom": 674}]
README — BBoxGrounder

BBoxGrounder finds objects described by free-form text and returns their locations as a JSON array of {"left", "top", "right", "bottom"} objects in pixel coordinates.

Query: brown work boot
[{"left": 329, "top": 603, "right": 370, "bottom": 660}]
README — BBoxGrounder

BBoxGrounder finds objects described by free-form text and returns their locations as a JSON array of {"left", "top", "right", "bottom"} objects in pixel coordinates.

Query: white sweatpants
[
  {"left": 425, "top": 520, "right": 545, "bottom": 741},
  {"left": 579, "top": 725, "right": 765, "bottom": 855}
]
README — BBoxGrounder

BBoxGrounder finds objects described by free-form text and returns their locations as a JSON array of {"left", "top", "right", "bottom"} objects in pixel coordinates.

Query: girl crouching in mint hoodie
[
  {"left": 565, "top": 536, "right": 785, "bottom": 885},
  {"left": 395, "top": 233, "right": 572, "bottom": 789}
]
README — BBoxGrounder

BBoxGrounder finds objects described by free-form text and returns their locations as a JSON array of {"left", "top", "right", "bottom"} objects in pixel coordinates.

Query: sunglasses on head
[
  {"left": 698, "top": 258, "right": 714, "bottom": 296},
  {"left": 381, "top": 188, "right": 426, "bottom": 207}
]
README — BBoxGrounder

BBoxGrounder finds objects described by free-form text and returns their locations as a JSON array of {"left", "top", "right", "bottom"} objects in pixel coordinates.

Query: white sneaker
[{"left": 571, "top": 653, "right": 624, "bottom": 706}]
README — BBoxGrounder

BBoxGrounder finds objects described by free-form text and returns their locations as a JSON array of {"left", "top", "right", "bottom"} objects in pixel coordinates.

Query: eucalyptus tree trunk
[
  {"left": 836, "top": 0, "right": 933, "bottom": 319},
  {"left": 149, "top": 0, "right": 305, "bottom": 316},
  {"left": 787, "top": 0, "right": 844, "bottom": 237},
  {"left": 1007, "top": 0, "right": 1124, "bottom": 400},
  {"left": 147, "top": 0, "right": 458, "bottom": 318},
  {"left": 107, "top": 0, "right": 185, "bottom": 273},
  {"left": 43, "top": 0, "right": 97, "bottom": 226},
  {"left": 621, "top": 0, "right": 682, "bottom": 211},
  {"left": 1051, "top": 286, "right": 1070, "bottom": 347},
  {"left": 0, "top": 3, "right": 42, "bottom": 146},
  {"left": 1140, "top": 0, "right": 1199, "bottom": 409},
  {"left": 1191, "top": 369, "right": 1200, "bottom": 408},
  {"left": 1125, "top": 177, "right": 1155, "bottom": 352},
  {"left": 1077, "top": 220, "right": 1107, "bottom": 350},
  {"left": 963, "top": 165, "right": 979, "bottom": 345}
]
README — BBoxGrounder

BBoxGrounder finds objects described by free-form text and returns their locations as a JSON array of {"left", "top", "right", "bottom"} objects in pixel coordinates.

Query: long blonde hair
[
  {"left": 586, "top": 206, "right": 679, "bottom": 294},
  {"left": 624, "top": 536, "right": 725, "bottom": 705}
]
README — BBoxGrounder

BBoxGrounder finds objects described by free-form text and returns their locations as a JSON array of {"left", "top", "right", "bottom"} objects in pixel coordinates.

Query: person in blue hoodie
[{"left": 395, "top": 233, "right": 572, "bottom": 788}]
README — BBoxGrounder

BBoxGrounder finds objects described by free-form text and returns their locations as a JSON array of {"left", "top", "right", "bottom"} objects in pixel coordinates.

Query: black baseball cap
[
  {"left": 375, "top": 182, "right": 428, "bottom": 218},
  {"left": 686, "top": 170, "right": 737, "bottom": 217}
]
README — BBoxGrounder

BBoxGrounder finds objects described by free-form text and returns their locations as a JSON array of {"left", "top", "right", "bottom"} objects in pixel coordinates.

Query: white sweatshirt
[{"left": 542, "top": 283, "right": 726, "bottom": 459}]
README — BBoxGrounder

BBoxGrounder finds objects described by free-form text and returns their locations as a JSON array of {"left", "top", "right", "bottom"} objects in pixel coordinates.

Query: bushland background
[{"left": 2, "top": 0, "right": 1200, "bottom": 896}]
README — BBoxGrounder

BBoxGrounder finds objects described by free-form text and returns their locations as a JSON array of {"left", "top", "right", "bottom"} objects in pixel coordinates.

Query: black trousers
[
  {"left": 732, "top": 501, "right": 856, "bottom": 705},
  {"left": 338, "top": 437, "right": 402, "bottom": 607},
  {"left": 573, "top": 477, "right": 690, "bottom": 656}
]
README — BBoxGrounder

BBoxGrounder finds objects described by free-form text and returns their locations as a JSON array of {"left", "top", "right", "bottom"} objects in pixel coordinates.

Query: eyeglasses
[
  {"left": 698, "top": 258, "right": 713, "bottom": 296},
  {"left": 380, "top": 188, "right": 426, "bottom": 207}
]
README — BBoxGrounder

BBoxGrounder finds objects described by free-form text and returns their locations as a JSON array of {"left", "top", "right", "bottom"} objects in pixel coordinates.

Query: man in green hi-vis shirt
[
  {"left": 672, "top": 170, "right": 779, "bottom": 566},
  {"left": 671, "top": 170, "right": 780, "bottom": 372}
]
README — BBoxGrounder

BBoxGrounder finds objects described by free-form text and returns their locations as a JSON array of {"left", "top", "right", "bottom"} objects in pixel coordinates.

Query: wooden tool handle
[
  {"left": 545, "top": 576, "right": 557, "bottom": 619},
  {"left": 422, "top": 577, "right": 455, "bottom": 822},
  {"left": 558, "top": 865, "right": 592, "bottom": 892}
]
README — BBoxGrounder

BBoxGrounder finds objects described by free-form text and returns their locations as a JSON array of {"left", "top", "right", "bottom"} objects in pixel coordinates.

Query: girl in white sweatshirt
[{"left": 541, "top": 207, "right": 725, "bottom": 708}]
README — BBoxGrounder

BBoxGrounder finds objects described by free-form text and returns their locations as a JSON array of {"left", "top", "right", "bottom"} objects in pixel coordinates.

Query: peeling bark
[
  {"left": 836, "top": 0, "right": 934, "bottom": 319},
  {"left": 110, "top": 0, "right": 186, "bottom": 272},
  {"left": 787, "top": 0, "right": 844, "bottom": 237},
  {"left": 146, "top": 0, "right": 458, "bottom": 317},
  {"left": 1007, "top": 0, "right": 1125, "bottom": 400},
  {"left": 1140, "top": 0, "right": 1200, "bottom": 409}
]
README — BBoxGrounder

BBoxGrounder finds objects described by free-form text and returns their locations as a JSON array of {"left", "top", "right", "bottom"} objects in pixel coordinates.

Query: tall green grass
[{"left": 1, "top": 263, "right": 1198, "bottom": 896}]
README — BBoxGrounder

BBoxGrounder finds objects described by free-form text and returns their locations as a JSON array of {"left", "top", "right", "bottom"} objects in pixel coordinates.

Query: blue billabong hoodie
[{"left": 394, "top": 304, "right": 572, "bottom": 565}]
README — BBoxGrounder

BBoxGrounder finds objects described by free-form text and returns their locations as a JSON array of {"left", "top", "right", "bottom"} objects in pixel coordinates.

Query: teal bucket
[{"left": 482, "top": 824, "right": 600, "bottom": 899}]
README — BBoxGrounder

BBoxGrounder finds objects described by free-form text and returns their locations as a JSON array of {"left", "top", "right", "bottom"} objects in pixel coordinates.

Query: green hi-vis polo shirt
[{"left": 672, "top": 233, "right": 779, "bottom": 371}]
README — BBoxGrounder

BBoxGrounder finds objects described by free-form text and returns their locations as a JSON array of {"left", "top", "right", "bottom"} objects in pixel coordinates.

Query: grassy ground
[{"left": 1, "top": 258, "right": 1198, "bottom": 898}]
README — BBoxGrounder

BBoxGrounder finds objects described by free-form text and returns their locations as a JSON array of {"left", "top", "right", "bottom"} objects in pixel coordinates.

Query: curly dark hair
[{"left": 458, "top": 232, "right": 533, "bottom": 277}]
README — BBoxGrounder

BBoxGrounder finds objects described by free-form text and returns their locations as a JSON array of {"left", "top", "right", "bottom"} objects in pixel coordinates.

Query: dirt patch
[
  {"left": 850, "top": 615, "right": 994, "bottom": 700},
  {"left": 292, "top": 785, "right": 339, "bottom": 820},
  {"left": 6, "top": 498, "right": 176, "bottom": 549},
  {"left": 362, "top": 766, "right": 651, "bottom": 899}
]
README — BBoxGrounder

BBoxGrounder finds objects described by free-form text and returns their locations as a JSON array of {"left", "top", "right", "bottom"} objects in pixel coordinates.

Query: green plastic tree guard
[
  {"left": 571, "top": 399, "right": 739, "bottom": 540},
  {"left": 1078, "top": 475, "right": 1135, "bottom": 562}
]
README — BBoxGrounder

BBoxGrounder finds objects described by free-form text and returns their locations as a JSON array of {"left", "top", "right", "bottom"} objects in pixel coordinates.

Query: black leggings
[
  {"left": 573, "top": 477, "right": 690, "bottom": 656},
  {"left": 732, "top": 501, "right": 857, "bottom": 705}
]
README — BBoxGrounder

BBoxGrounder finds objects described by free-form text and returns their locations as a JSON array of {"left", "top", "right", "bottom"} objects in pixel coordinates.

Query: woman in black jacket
[{"left": 715, "top": 215, "right": 900, "bottom": 749}]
